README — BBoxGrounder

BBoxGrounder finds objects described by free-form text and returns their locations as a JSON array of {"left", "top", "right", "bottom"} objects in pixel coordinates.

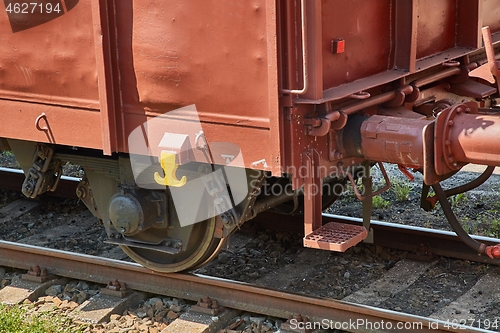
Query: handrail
[{"left": 281, "top": 0, "right": 308, "bottom": 95}]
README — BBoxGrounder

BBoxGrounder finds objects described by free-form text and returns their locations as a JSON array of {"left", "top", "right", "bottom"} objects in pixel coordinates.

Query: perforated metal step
[{"left": 303, "top": 222, "right": 368, "bottom": 252}]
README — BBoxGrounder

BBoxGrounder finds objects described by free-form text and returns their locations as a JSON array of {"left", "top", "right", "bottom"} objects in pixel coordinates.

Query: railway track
[
  {"left": 1, "top": 167, "right": 500, "bottom": 332},
  {"left": 1, "top": 166, "right": 499, "bottom": 265},
  {"left": 0, "top": 240, "right": 493, "bottom": 333}
]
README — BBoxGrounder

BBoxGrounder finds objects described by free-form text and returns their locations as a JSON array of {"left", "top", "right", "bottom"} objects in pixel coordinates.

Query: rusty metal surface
[
  {"left": 1, "top": 0, "right": 499, "bottom": 175},
  {"left": 294, "top": 0, "right": 496, "bottom": 105},
  {"left": 482, "top": 0, "right": 500, "bottom": 32},
  {"left": 90, "top": 0, "right": 118, "bottom": 155},
  {"left": 448, "top": 112, "right": 500, "bottom": 166},
  {"left": 0, "top": 0, "right": 98, "bottom": 105},
  {"left": 394, "top": 0, "right": 417, "bottom": 73},
  {"left": 0, "top": 0, "right": 101, "bottom": 150},
  {"left": 0, "top": 240, "right": 485, "bottom": 332},
  {"left": 321, "top": 0, "right": 392, "bottom": 88},
  {"left": 359, "top": 115, "right": 429, "bottom": 167},
  {"left": 456, "top": 0, "right": 482, "bottom": 48},
  {"left": 0, "top": 100, "right": 103, "bottom": 149},
  {"left": 0, "top": 0, "right": 281, "bottom": 172},
  {"left": 115, "top": 0, "right": 280, "bottom": 172},
  {"left": 415, "top": 0, "right": 455, "bottom": 59}
]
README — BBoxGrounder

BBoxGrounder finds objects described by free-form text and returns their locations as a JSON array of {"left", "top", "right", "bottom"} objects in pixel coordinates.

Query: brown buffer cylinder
[
  {"left": 342, "top": 102, "right": 500, "bottom": 180},
  {"left": 435, "top": 105, "right": 500, "bottom": 174},
  {"left": 342, "top": 113, "right": 431, "bottom": 168},
  {"left": 360, "top": 115, "right": 430, "bottom": 167}
]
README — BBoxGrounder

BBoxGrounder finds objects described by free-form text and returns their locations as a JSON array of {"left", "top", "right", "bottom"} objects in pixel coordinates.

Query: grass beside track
[{"left": 0, "top": 304, "right": 86, "bottom": 333}]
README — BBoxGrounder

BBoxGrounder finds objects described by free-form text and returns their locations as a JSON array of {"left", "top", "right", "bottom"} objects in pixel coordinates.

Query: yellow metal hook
[{"left": 154, "top": 151, "right": 187, "bottom": 187}]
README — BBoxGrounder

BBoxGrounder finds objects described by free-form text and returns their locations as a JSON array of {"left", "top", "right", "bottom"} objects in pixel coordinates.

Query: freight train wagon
[{"left": 2, "top": 0, "right": 500, "bottom": 271}]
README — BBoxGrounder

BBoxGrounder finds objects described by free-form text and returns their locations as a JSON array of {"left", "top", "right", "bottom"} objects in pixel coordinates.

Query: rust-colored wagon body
[
  {"left": 3, "top": 0, "right": 500, "bottom": 271},
  {"left": 0, "top": 0, "right": 281, "bottom": 171}
]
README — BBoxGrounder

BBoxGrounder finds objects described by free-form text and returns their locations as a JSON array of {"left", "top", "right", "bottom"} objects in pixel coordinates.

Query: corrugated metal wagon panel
[
  {"left": 0, "top": 0, "right": 281, "bottom": 173},
  {"left": 0, "top": 0, "right": 104, "bottom": 149},
  {"left": 115, "top": 0, "right": 280, "bottom": 172}
]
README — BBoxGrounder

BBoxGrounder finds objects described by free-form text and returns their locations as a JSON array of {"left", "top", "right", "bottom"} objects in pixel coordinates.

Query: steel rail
[
  {"left": 2, "top": 162, "right": 498, "bottom": 264},
  {"left": 2, "top": 164, "right": 499, "bottom": 263},
  {"left": 0, "top": 240, "right": 489, "bottom": 333},
  {"left": 322, "top": 213, "right": 500, "bottom": 265},
  {"left": 252, "top": 211, "right": 500, "bottom": 265}
]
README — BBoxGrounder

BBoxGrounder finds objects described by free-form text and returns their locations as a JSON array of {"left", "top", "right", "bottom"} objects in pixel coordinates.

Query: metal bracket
[
  {"left": 105, "top": 235, "right": 182, "bottom": 254},
  {"left": 191, "top": 296, "right": 224, "bottom": 315},
  {"left": 303, "top": 149, "right": 322, "bottom": 235},
  {"left": 201, "top": 168, "right": 239, "bottom": 227},
  {"left": 22, "top": 266, "right": 54, "bottom": 283},
  {"left": 101, "top": 279, "right": 131, "bottom": 298},
  {"left": 196, "top": 131, "right": 240, "bottom": 228},
  {"left": 76, "top": 176, "right": 100, "bottom": 218},
  {"left": 304, "top": 110, "right": 348, "bottom": 136},
  {"left": 22, "top": 144, "right": 62, "bottom": 198},
  {"left": 346, "top": 162, "right": 391, "bottom": 201},
  {"left": 361, "top": 162, "right": 374, "bottom": 243}
]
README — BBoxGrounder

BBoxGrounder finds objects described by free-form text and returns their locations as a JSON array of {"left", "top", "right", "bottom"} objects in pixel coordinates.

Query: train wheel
[{"left": 119, "top": 217, "right": 224, "bottom": 273}]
